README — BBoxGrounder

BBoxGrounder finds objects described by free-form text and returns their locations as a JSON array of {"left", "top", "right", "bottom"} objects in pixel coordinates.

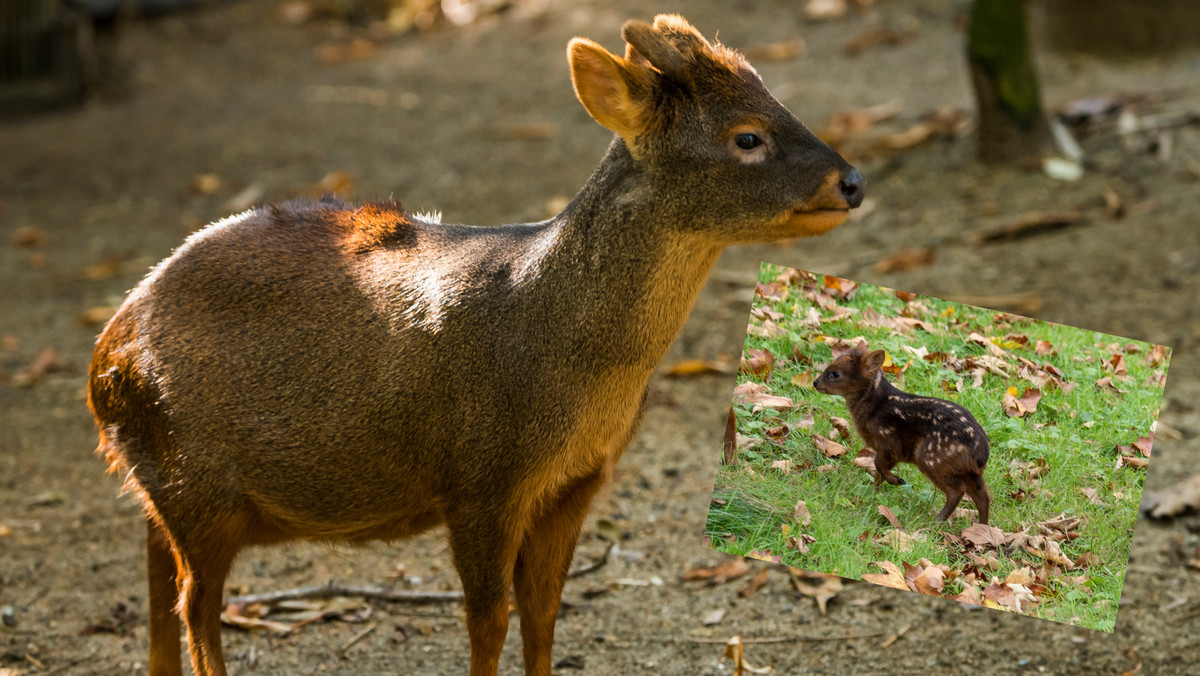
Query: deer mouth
[{"left": 783, "top": 207, "right": 850, "bottom": 237}]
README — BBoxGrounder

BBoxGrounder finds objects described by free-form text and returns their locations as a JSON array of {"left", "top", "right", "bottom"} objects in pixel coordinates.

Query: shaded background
[{"left": 2, "top": 0, "right": 1199, "bottom": 673}]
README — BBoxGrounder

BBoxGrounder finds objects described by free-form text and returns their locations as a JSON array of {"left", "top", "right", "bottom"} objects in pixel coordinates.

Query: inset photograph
[{"left": 706, "top": 263, "right": 1172, "bottom": 632}]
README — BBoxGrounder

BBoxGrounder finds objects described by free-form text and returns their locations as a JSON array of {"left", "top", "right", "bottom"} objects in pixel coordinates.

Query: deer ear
[
  {"left": 568, "top": 38, "right": 647, "bottom": 140},
  {"left": 864, "top": 350, "right": 887, "bottom": 372}
]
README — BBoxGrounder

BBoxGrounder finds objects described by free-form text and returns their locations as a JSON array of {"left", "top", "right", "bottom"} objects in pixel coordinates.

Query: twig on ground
[
  {"left": 567, "top": 542, "right": 616, "bottom": 579},
  {"left": 880, "top": 622, "right": 911, "bottom": 649},
  {"left": 339, "top": 622, "right": 379, "bottom": 656},
  {"left": 228, "top": 584, "right": 463, "bottom": 606}
]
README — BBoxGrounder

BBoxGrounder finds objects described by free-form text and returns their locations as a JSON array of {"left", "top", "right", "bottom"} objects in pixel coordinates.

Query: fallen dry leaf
[
  {"left": 911, "top": 565, "right": 946, "bottom": 597},
  {"left": 789, "top": 568, "right": 842, "bottom": 615},
  {"left": 11, "top": 347, "right": 71, "bottom": 387},
  {"left": 811, "top": 433, "right": 849, "bottom": 458},
  {"left": 803, "top": 0, "right": 846, "bottom": 21},
  {"left": 684, "top": 557, "right": 752, "bottom": 585},
  {"left": 1146, "top": 344, "right": 1169, "bottom": 367},
  {"left": 844, "top": 28, "right": 915, "bottom": 57},
  {"left": 861, "top": 560, "right": 909, "bottom": 591},
  {"left": 771, "top": 459, "right": 794, "bottom": 474},
  {"left": 878, "top": 505, "right": 902, "bottom": 529},
  {"left": 786, "top": 533, "right": 816, "bottom": 554},
  {"left": 829, "top": 416, "right": 852, "bottom": 439},
  {"left": 961, "top": 523, "right": 1005, "bottom": 550},
  {"left": 664, "top": 358, "right": 734, "bottom": 377},
  {"left": 10, "top": 226, "right": 46, "bottom": 248},
  {"left": 975, "top": 210, "right": 1084, "bottom": 243},
  {"left": 740, "top": 348, "right": 776, "bottom": 377},
  {"left": 701, "top": 608, "right": 726, "bottom": 626},
  {"left": 794, "top": 500, "right": 811, "bottom": 527},
  {"left": 1002, "top": 387, "right": 1042, "bottom": 418},
  {"left": 738, "top": 568, "right": 769, "bottom": 598},
  {"left": 1142, "top": 475, "right": 1200, "bottom": 519},
  {"left": 874, "top": 247, "right": 936, "bottom": 274},
  {"left": 743, "top": 38, "right": 805, "bottom": 62},
  {"left": 723, "top": 635, "right": 774, "bottom": 675}
]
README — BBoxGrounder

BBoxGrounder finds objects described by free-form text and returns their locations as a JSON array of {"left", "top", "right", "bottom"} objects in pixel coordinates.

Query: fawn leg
[
  {"left": 935, "top": 479, "right": 965, "bottom": 521},
  {"left": 514, "top": 468, "right": 609, "bottom": 676},
  {"left": 147, "top": 519, "right": 183, "bottom": 676},
  {"left": 872, "top": 451, "right": 905, "bottom": 487},
  {"left": 447, "top": 509, "right": 523, "bottom": 676},
  {"left": 176, "top": 544, "right": 236, "bottom": 676},
  {"left": 964, "top": 474, "right": 991, "bottom": 525}
]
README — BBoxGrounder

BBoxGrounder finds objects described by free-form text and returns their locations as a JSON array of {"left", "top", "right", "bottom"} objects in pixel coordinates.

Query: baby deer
[
  {"left": 88, "top": 15, "right": 864, "bottom": 676},
  {"left": 814, "top": 347, "right": 991, "bottom": 524}
]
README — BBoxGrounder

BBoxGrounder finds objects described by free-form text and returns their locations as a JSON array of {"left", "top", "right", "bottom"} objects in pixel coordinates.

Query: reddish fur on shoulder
[{"left": 333, "top": 202, "right": 413, "bottom": 252}]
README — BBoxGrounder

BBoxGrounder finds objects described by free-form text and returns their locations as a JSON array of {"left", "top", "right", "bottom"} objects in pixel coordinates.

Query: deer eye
[
  {"left": 734, "top": 133, "right": 762, "bottom": 150},
  {"left": 827, "top": 370, "right": 840, "bottom": 379}
]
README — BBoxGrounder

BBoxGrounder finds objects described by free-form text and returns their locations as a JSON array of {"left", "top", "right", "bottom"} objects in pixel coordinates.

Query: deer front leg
[
  {"left": 513, "top": 466, "right": 610, "bottom": 676},
  {"left": 446, "top": 506, "right": 524, "bottom": 676},
  {"left": 872, "top": 449, "right": 906, "bottom": 488}
]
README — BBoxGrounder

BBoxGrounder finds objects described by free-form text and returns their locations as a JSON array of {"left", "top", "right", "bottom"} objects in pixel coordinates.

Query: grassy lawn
[{"left": 705, "top": 263, "right": 1171, "bottom": 632}]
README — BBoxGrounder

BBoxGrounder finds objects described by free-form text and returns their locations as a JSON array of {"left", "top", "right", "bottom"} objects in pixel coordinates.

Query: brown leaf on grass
[
  {"left": 794, "top": 500, "right": 811, "bottom": 527},
  {"left": 664, "top": 358, "right": 735, "bottom": 377},
  {"left": 874, "top": 247, "right": 936, "bottom": 274},
  {"left": 740, "top": 349, "right": 776, "bottom": 377},
  {"left": 1034, "top": 339, "right": 1054, "bottom": 356},
  {"left": 1142, "top": 475, "right": 1200, "bottom": 519},
  {"left": 862, "top": 560, "right": 909, "bottom": 591},
  {"left": 982, "top": 578, "right": 1038, "bottom": 613},
  {"left": 746, "top": 320, "right": 787, "bottom": 339},
  {"left": 853, "top": 448, "right": 879, "bottom": 478},
  {"left": 1132, "top": 434, "right": 1154, "bottom": 457},
  {"left": 895, "top": 290, "right": 918, "bottom": 302},
  {"left": 1095, "top": 376, "right": 1125, "bottom": 393},
  {"left": 1146, "top": 344, "right": 1169, "bottom": 367},
  {"left": 967, "top": 332, "right": 1007, "bottom": 358},
  {"left": 1079, "top": 487, "right": 1102, "bottom": 505},
  {"left": 221, "top": 603, "right": 295, "bottom": 634},
  {"left": 732, "top": 383, "right": 795, "bottom": 412},
  {"left": 826, "top": 416, "right": 851, "bottom": 440},
  {"left": 1075, "top": 552, "right": 1100, "bottom": 569},
  {"left": 1108, "top": 354, "right": 1128, "bottom": 375},
  {"left": 822, "top": 275, "right": 858, "bottom": 299},
  {"left": 684, "top": 557, "right": 752, "bottom": 585},
  {"left": 874, "top": 529, "right": 919, "bottom": 552},
  {"left": 1002, "top": 387, "right": 1042, "bottom": 418},
  {"left": 878, "top": 505, "right": 902, "bottom": 529},
  {"left": 961, "top": 523, "right": 1005, "bottom": 550},
  {"left": 789, "top": 568, "right": 843, "bottom": 615},
  {"left": 771, "top": 459, "right": 794, "bottom": 474},
  {"left": 953, "top": 584, "right": 984, "bottom": 606},
  {"left": 1117, "top": 456, "right": 1149, "bottom": 470},
  {"left": 975, "top": 210, "right": 1084, "bottom": 243},
  {"left": 911, "top": 564, "right": 946, "bottom": 597},
  {"left": 745, "top": 550, "right": 783, "bottom": 565},
  {"left": 738, "top": 568, "right": 770, "bottom": 598},
  {"left": 786, "top": 533, "right": 817, "bottom": 554},
  {"left": 812, "top": 433, "right": 849, "bottom": 458},
  {"left": 754, "top": 282, "right": 789, "bottom": 302}
]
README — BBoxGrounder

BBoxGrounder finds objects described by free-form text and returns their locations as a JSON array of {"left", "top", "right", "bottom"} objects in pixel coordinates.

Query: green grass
[{"left": 705, "top": 263, "right": 1171, "bottom": 632}]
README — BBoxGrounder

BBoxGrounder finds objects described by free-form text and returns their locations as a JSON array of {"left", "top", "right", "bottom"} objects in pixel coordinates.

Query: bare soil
[{"left": 3, "top": 1, "right": 1200, "bottom": 674}]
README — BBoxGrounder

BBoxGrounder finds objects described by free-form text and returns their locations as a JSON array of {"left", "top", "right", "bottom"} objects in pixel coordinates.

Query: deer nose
[{"left": 838, "top": 168, "right": 866, "bottom": 209}]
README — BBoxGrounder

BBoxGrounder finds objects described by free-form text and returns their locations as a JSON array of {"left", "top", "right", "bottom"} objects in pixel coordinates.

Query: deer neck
[{"left": 538, "top": 139, "right": 724, "bottom": 373}]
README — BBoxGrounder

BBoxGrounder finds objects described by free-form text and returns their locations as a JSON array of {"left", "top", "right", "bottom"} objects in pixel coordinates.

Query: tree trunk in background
[{"left": 967, "top": 0, "right": 1050, "bottom": 164}]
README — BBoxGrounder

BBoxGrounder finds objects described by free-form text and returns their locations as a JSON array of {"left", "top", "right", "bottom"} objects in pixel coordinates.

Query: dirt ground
[{"left": 3, "top": 1, "right": 1200, "bottom": 674}]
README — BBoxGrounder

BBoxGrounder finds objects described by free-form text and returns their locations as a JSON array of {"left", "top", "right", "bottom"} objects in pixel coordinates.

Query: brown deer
[
  {"left": 88, "top": 15, "right": 864, "bottom": 676},
  {"left": 814, "top": 347, "right": 991, "bottom": 524}
]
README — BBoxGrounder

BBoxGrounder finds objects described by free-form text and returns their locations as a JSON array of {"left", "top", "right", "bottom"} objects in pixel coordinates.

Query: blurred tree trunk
[{"left": 967, "top": 0, "right": 1050, "bottom": 164}]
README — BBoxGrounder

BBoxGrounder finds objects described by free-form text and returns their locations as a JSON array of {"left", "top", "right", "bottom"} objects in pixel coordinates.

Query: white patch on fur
[{"left": 413, "top": 210, "right": 442, "bottom": 224}]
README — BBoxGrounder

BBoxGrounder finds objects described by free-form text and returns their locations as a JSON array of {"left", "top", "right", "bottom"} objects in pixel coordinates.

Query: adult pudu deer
[{"left": 88, "top": 14, "right": 863, "bottom": 676}]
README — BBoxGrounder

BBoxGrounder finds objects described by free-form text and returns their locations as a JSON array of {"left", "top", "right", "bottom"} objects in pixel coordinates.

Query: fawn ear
[
  {"left": 621, "top": 20, "right": 686, "bottom": 81},
  {"left": 863, "top": 350, "right": 887, "bottom": 372},
  {"left": 568, "top": 38, "right": 648, "bottom": 141}
]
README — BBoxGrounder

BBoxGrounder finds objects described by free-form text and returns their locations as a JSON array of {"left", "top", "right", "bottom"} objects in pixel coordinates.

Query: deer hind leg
[
  {"left": 964, "top": 473, "right": 991, "bottom": 525},
  {"left": 170, "top": 517, "right": 246, "bottom": 676},
  {"left": 446, "top": 506, "right": 524, "bottom": 676},
  {"left": 935, "top": 478, "right": 965, "bottom": 521},
  {"left": 146, "top": 518, "right": 183, "bottom": 676},
  {"left": 514, "top": 467, "right": 610, "bottom": 676}
]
